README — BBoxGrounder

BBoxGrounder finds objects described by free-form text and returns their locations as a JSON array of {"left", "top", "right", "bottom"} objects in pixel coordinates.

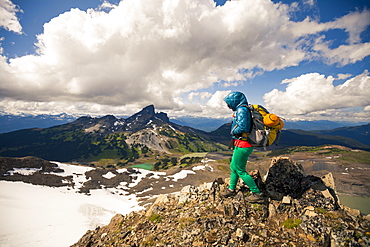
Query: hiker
[{"left": 221, "top": 91, "right": 263, "bottom": 203}]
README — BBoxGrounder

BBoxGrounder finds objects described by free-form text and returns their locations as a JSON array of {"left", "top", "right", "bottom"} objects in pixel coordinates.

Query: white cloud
[
  {"left": 0, "top": 97, "right": 143, "bottom": 117},
  {"left": 282, "top": 107, "right": 370, "bottom": 123},
  {"left": 187, "top": 92, "right": 212, "bottom": 102},
  {"left": 206, "top": 90, "right": 230, "bottom": 108},
  {"left": 336, "top": 73, "right": 352, "bottom": 80},
  {"left": 168, "top": 90, "right": 231, "bottom": 118},
  {"left": 303, "top": 0, "right": 315, "bottom": 7},
  {"left": 99, "top": 0, "right": 118, "bottom": 10},
  {"left": 263, "top": 70, "right": 370, "bottom": 120},
  {"left": 0, "top": 0, "right": 22, "bottom": 33},
  {"left": 313, "top": 38, "right": 370, "bottom": 66},
  {"left": 0, "top": 0, "right": 369, "bottom": 120},
  {"left": 289, "top": 8, "right": 370, "bottom": 65},
  {"left": 332, "top": 9, "right": 370, "bottom": 45}
]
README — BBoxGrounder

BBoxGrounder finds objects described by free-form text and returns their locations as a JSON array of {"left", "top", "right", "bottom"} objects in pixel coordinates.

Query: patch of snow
[
  {"left": 117, "top": 168, "right": 165, "bottom": 187},
  {"left": 168, "top": 170, "right": 196, "bottom": 182},
  {"left": 102, "top": 172, "right": 116, "bottom": 179},
  {"left": 114, "top": 120, "right": 124, "bottom": 126},
  {"left": 5, "top": 167, "right": 42, "bottom": 176},
  {"left": 154, "top": 116, "right": 164, "bottom": 122},
  {"left": 136, "top": 187, "right": 153, "bottom": 195},
  {"left": 50, "top": 162, "right": 93, "bottom": 191},
  {"left": 148, "top": 171, "right": 166, "bottom": 179},
  {"left": 201, "top": 158, "right": 215, "bottom": 163},
  {"left": 193, "top": 164, "right": 214, "bottom": 172},
  {"left": 51, "top": 162, "right": 93, "bottom": 176},
  {"left": 193, "top": 165, "right": 206, "bottom": 171}
]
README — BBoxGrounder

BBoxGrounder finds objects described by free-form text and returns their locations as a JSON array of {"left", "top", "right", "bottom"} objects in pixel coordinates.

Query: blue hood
[{"left": 223, "top": 91, "right": 248, "bottom": 111}]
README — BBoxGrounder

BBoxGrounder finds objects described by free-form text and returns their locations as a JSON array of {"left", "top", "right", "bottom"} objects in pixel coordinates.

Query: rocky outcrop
[
  {"left": 72, "top": 157, "right": 370, "bottom": 247},
  {"left": 0, "top": 156, "right": 71, "bottom": 187}
]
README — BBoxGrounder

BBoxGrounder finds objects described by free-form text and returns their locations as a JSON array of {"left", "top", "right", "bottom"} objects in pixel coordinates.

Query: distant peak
[
  {"left": 141, "top": 105, "right": 155, "bottom": 115},
  {"left": 99, "top": 115, "right": 118, "bottom": 120}
]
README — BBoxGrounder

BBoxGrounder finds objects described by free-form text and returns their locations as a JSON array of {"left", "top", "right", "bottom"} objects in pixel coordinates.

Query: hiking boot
[
  {"left": 221, "top": 188, "right": 236, "bottom": 198},
  {"left": 246, "top": 193, "right": 264, "bottom": 203}
]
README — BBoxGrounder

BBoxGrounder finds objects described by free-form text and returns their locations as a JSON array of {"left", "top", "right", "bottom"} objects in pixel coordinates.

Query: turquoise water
[
  {"left": 129, "top": 163, "right": 152, "bottom": 170},
  {"left": 339, "top": 195, "right": 370, "bottom": 215}
]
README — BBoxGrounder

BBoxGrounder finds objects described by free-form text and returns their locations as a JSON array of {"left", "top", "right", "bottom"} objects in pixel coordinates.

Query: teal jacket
[{"left": 223, "top": 92, "right": 252, "bottom": 138}]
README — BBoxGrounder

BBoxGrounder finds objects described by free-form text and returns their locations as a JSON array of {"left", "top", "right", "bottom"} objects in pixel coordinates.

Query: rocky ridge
[{"left": 72, "top": 157, "right": 370, "bottom": 247}]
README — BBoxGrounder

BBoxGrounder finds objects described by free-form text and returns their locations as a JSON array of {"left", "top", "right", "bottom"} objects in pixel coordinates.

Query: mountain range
[
  {"left": 0, "top": 105, "right": 369, "bottom": 165},
  {"left": 0, "top": 105, "right": 226, "bottom": 164},
  {"left": 207, "top": 122, "right": 370, "bottom": 151},
  {"left": 0, "top": 113, "right": 76, "bottom": 133},
  {"left": 0, "top": 112, "right": 367, "bottom": 133}
]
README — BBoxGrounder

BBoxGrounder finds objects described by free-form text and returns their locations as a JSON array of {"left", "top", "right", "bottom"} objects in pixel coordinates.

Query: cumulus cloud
[
  {"left": 289, "top": 8, "right": 370, "bottom": 65},
  {"left": 313, "top": 38, "right": 370, "bottom": 66},
  {"left": 336, "top": 73, "right": 352, "bottom": 80},
  {"left": 0, "top": 0, "right": 369, "bottom": 119},
  {"left": 0, "top": 97, "right": 136, "bottom": 116},
  {"left": 170, "top": 90, "right": 231, "bottom": 118},
  {"left": 1, "top": 0, "right": 306, "bottom": 107},
  {"left": 263, "top": 70, "right": 370, "bottom": 119},
  {"left": 0, "top": 0, "right": 22, "bottom": 33}
]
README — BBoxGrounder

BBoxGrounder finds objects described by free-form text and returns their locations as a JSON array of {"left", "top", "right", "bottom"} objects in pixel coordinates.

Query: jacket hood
[{"left": 223, "top": 91, "right": 248, "bottom": 111}]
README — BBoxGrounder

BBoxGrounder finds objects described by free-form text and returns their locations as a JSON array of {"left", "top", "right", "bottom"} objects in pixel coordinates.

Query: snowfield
[
  {"left": 0, "top": 162, "right": 202, "bottom": 247},
  {"left": 0, "top": 181, "right": 141, "bottom": 247}
]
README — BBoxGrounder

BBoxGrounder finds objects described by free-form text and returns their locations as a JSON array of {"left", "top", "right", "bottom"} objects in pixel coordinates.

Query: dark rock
[
  {"left": 265, "top": 157, "right": 306, "bottom": 200},
  {"left": 0, "top": 156, "right": 72, "bottom": 187}
]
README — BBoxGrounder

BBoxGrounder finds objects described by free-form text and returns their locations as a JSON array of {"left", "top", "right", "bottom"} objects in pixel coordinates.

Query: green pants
[{"left": 229, "top": 146, "right": 260, "bottom": 194}]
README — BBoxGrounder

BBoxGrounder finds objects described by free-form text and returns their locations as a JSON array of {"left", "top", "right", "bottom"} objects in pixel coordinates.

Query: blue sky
[{"left": 0, "top": 0, "right": 369, "bottom": 122}]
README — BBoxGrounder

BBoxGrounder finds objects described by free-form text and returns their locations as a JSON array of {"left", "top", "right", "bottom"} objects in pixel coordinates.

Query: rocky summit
[{"left": 72, "top": 158, "right": 370, "bottom": 247}]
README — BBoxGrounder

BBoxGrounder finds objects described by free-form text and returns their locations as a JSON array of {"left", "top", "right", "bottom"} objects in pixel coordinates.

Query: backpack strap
[
  {"left": 239, "top": 104, "right": 253, "bottom": 138},
  {"left": 275, "top": 130, "right": 282, "bottom": 146}
]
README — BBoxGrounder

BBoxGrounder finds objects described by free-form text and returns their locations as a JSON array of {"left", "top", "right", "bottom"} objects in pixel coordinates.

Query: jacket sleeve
[{"left": 231, "top": 106, "right": 252, "bottom": 136}]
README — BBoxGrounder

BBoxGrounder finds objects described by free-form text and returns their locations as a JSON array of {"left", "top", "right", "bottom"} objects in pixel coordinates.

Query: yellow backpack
[{"left": 242, "top": 104, "right": 284, "bottom": 147}]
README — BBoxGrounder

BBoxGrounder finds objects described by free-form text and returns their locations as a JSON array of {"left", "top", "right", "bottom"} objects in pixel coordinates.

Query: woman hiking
[{"left": 221, "top": 91, "right": 263, "bottom": 203}]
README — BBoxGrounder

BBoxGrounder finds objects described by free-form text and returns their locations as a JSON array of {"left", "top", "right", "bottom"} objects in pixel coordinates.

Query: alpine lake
[{"left": 339, "top": 195, "right": 370, "bottom": 215}]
